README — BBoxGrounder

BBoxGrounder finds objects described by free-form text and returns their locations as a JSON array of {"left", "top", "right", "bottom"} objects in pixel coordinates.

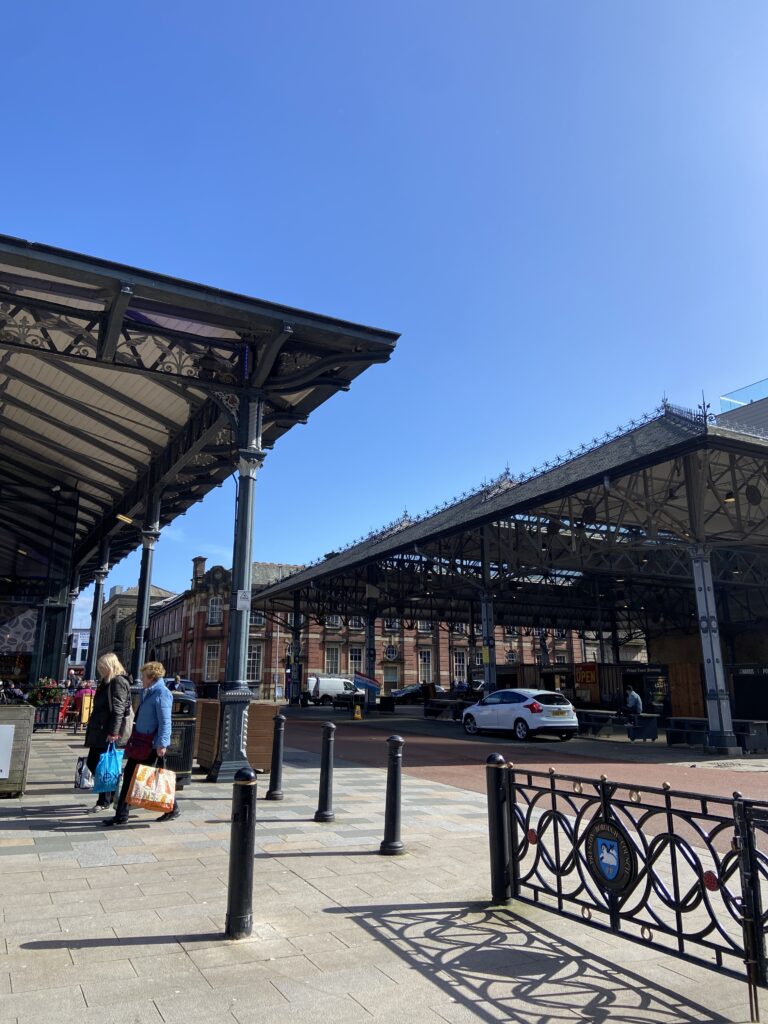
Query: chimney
[
  {"left": 108, "top": 585, "right": 123, "bottom": 600},
  {"left": 192, "top": 556, "right": 207, "bottom": 587}
]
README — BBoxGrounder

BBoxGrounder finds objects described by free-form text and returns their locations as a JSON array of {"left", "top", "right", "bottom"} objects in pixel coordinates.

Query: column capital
[
  {"left": 141, "top": 528, "right": 161, "bottom": 551},
  {"left": 237, "top": 449, "right": 265, "bottom": 480},
  {"left": 94, "top": 567, "right": 108, "bottom": 584}
]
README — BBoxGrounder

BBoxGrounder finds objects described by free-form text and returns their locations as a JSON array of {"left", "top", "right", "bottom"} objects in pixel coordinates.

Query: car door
[
  {"left": 496, "top": 690, "right": 526, "bottom": 731},
  {"left": 471, "top": 692, "right": 503, "bottom": 729}
]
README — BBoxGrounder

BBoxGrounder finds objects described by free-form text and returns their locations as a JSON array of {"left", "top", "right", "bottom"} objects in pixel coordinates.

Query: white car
[{"left": 462, "top": 687, "right": 578, "bottom": 741}]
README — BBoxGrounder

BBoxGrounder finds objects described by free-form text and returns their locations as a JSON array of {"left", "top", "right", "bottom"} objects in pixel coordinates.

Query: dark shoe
[
  {"left": 104, "top": 815, "right": 129, "bottom": 827},
  {"left": 156, "top": 806, "right": 181, "bottom": 823}
]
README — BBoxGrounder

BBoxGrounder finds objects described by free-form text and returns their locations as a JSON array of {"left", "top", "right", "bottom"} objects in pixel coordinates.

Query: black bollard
[
  {"left": 265, "top": 714, "right": 286, "bottom": 801},
  {"left": 486, "top": 753, "right": 511, "bottom": 904},
  {"left": 379, "top": 734, "right": 405, "bottom": 856},
  {"left": 225, "top": 766, "right": 259, "bottom": 939},
  {"left": 314, "top": 721, "right": 336, "bottom": 822}
]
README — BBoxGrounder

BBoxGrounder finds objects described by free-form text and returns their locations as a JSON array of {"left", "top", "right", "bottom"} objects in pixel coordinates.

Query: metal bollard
[
  {"left": 225, "top": 766, "right": 259, "bottom": 939},
  {"left": 265, "top": 713, "right": 286, "bottom": 801},
  {"left": 379, "top": 734, "right": 405, "bottom": 856},
  {"left": 486, "top": 753, "right": 511, "bottom": 904},
  {"left": 314, "top": 721, "right": 336, "bottom": 822}
]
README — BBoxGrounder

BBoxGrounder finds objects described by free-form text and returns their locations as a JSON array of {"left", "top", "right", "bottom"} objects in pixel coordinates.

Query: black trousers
[
  {"left": 115, "top": 754, "right": 178, "bottom": 820},
  {"left": 86, "top": 746, "right": 113, "bottom": 805}
]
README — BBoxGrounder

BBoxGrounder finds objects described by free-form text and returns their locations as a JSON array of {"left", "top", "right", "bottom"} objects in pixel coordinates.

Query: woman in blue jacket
[{"left": 106, "top": 660, "right": 180, "bottom": 826}]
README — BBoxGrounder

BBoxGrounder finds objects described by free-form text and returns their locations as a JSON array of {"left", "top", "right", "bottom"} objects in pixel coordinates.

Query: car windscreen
[{"left": 534, "top": 692, "right": 571, "bottom": 706}]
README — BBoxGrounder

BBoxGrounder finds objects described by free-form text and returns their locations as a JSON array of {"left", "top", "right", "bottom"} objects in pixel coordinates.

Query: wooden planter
[
  {"left": 195, "top": 699, "right": 282, "bottom": 772},
  {"left": 0, "top": 705, "right": 35, "bottom": 798}
]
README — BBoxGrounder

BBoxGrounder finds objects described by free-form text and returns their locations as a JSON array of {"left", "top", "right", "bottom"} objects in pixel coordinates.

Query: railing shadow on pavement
[{"left": 323, "top": 900, "right": 735, "bottom": 1024}]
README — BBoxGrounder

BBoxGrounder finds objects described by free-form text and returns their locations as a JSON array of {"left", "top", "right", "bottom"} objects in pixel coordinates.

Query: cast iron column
[
  {"left": 691, "top": 545, "right": 739, "bottom": 753},
  {"left": 291, "top": 590, "right": 302, "bottom": 701},
  {"left": 365, "top": 598, "right": 377, "bottom": 681},
  {"left": 209, "top": 396, "right": 265, "bottom": 782},
  {"left": 480, "top": 528, "right": 497, "bottom": 692},
  {"left": 131, "top": 494, "right": 162, "bottom": 681},
  {"left": 58, "top": 575, "right": 80, "bottom": 683},
  {"left": 84, "top": 542, "right": 110, "bottom": 679}
]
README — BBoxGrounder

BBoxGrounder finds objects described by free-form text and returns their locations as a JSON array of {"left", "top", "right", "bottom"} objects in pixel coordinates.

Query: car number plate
[{"left": 551, "top": 709, "right": 567, "bottom": 716}]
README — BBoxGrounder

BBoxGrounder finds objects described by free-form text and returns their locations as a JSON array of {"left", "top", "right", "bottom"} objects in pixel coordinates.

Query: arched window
[{"left": 208, "top": 596, "right": 223, "bottom": 625}]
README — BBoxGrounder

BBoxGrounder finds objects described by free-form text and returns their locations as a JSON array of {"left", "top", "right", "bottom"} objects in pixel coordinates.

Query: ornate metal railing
[{"left": 485, "top": 758, "right": 768, "bottom": 1022}]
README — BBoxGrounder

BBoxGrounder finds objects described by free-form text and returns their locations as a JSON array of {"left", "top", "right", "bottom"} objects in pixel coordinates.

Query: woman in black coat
[{"left": 83, "top": 653, "right": 131, "bottom": 812}]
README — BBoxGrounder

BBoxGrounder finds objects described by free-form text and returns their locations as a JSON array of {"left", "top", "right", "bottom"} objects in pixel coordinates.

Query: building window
[
  {"left": 451, "top": 622, "right": 466, "bottom": 634},
  {"left": 384, "top": 618, "right": 400, "bottom": 631},
  {"left": 247, "top": 640, "right": 263, "bottom": 682},
  {"left": 349, "top": 646, "right": 363, "bottom": 677},
  {"left": 474, "top": 648, "right": 484, "bottom": 667},
  {"left": 325, "top": 614, "right": 341, "bottom": 629},
  {"left": 287, "top": 612, "right": 304, "bottom": 627},
  {"left": 453, "top": 649, "right": 466, "bottom": 683},
  {"left": 554, "top": 628, "right": 566, "bottom": 640},
  {"left": 506, "top": 649, "right": 518, "bottom": 664},
  {"left": 208, "top": 597, "right": 223, "bottom": 626},
  {"left": 505, "top": 625, "right": 518, "bottom": 637},
  {"left": 348, "top": 616, "right": 364, "bottom": 630},
  {"left": 325, "top": 646, "right": 340, "bottom": 675},
  {"left": 418, "top": 649, "right": 432, "bottom": 684},
  {"left": 252, "top": 610, "right": 266, "bottom": 627},
  {"left": 205, "top": 643, "right": 221, "bottom": 681},
  {"left": 535, "top": 654, "right": 543, "bottom": 667},
  {"left": 383, "top": 665, "right": 399, "bottom": 686},
  {"left": 555, "top": 655, "right": 567, "bottom": 665},
  {"left": 532, "top": 627, "right": 543, "bottom": 637},
  {"left": 417, "top": 620, "right": 432, "bottom": 633}
]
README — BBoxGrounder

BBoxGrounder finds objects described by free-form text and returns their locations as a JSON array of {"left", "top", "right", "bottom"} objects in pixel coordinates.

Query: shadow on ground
[{"left": 323, "top": 900, "right": 740, "bottom": 1023}]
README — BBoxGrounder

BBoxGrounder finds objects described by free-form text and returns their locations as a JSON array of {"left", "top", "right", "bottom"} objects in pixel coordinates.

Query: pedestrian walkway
[{"left": 0, "top": 732, "right": 754, "bottom": 1023}]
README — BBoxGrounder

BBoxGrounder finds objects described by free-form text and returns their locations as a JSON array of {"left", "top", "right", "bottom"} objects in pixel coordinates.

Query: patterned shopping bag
[
  {"left": 126, "top": 763, "right": 176, "bottom": 813},
  {"left": 74, "top": 756, "right": 94, "bottom": 790}
]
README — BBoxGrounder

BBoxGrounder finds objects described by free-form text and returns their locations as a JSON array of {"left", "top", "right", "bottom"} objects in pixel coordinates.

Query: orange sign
[{"left": 575, "top": 663, "right": 598, "bottom": 687}]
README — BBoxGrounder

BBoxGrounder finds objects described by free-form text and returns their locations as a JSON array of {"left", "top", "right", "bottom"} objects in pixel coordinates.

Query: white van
[{"left": 308, "top": 675, "right": 364, "bottom": 706}]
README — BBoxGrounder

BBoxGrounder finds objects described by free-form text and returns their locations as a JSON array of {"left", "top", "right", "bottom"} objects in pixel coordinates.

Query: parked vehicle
[
  {"left": 462, "top": 688, "right": 578, "bottom": 741},
  {"left": 391, "top": 683, "right": 446, "bottom": 704},
  {"left": 163, "top": 677, "right": 197, "bottom": 698},
  {"left": 308, "top": 675, "right": 364, "bottom": 706}
]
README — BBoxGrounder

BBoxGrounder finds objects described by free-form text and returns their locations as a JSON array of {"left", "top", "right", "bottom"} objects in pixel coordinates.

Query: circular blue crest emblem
[{"left": 585, "top": 819, "right": 636, "bottom": 893}]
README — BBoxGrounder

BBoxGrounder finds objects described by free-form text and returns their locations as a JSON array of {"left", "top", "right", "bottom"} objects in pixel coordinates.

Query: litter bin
[{"left": 166, "top": 694, "right": 196, "bottom": 790}]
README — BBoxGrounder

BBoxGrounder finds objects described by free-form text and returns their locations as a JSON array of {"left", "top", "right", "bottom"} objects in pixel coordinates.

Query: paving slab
[{"left": 0, "top": 729, "right": 759, "bottom": 1024}]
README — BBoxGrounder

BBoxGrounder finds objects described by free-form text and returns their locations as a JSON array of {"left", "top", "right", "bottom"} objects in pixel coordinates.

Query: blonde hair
[
  {"left": 141, "top": 661, "right": 166, "bottom": 682},
  {"left": 96, "top": 653, "right": 126, "bottom": 682}
]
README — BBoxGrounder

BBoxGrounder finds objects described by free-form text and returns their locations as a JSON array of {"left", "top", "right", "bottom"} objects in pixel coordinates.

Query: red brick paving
[{"left": 284, "top": 715, "right": 768, "bottom": 802}]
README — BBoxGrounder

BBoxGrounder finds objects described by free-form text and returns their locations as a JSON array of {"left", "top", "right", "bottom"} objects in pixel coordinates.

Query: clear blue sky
[{"left": 2, "top": 3, "right": 766, "bottom": 625}]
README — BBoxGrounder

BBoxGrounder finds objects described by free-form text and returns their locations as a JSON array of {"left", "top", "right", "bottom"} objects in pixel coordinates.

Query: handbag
[
  {"left": 74, "top": 756, "right": 94, "bottom": 791},
  {"left": 126, "top": 760, "right": 176, "bottom": 813},
  {"left": 124, "top": 729, "right": 155, "bottom": 761},
  {"left": 108, "top": 677, "right": 135, "bottom": 746},
  {"left": 93, "top": 742, "right": 124, "bottom": 794}
]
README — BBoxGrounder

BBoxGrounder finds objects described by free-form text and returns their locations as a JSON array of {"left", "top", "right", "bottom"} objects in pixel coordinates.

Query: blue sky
[{"left": 2, "top": 3, "right": 767, "bottom": 625}]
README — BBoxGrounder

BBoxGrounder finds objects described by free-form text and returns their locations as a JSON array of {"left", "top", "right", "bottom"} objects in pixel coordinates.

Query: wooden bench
[
  {"left": 577, "top": 709, "right": 659, "bottom": 742},
  {"left": 666, "top": 717, "right": 768, "bottom": 752}
]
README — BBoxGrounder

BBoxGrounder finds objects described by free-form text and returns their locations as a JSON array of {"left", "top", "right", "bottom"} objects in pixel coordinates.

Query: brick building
[{"left": 98, "top": 584, "right": 176, "bottom": 671}]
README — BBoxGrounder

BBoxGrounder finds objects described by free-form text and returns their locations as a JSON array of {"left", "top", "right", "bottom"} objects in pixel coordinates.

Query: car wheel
[
  {"left": 514, "top": 718, "right": 530, "bottom": 742},
  {"left": 321, "top": 695, "right": 333, "bottom": 706},
  {"left": 463, "top": 714, "right": 479, "bottom": 736}
]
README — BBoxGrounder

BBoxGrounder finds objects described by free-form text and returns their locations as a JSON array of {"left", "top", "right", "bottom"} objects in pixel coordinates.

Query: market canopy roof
[
  {"left": 256, "top": 403, "right": 768, "bottom": 632},
  {"left": 0, "top": 235, "right": 398, "bottom": 592}
]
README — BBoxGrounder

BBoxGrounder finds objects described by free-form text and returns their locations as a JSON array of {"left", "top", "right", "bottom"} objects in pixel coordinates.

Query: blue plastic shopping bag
[{"left": 93, "top": 742, "right": 124, "bottom": 793}]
